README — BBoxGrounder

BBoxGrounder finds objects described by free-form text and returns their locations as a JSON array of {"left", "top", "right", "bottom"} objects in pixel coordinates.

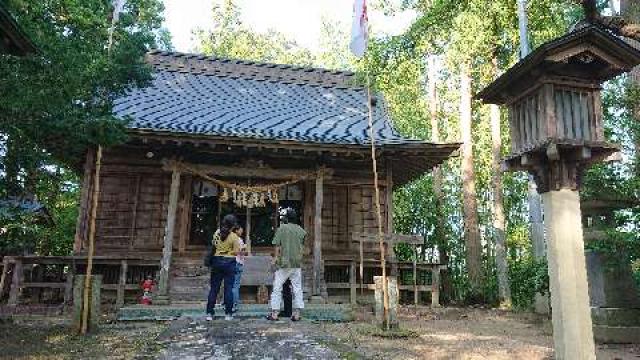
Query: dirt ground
[
  {"left": 0, "top": 317, "right": 165, "bottom": 360},
  {"left": 1, "top": 307, "right": 639, "bottom": 359},
  {"left": 322, "top": 306, "right": 640, "bottom": 360}
]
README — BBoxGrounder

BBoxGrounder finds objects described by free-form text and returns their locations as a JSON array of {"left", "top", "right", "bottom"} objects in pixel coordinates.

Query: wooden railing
[
  {"left": 322, "top": 232, "right": 445, "bottom": 306},
  {"left": 0, "top": 256, "right": 159, "bottom": 308}
]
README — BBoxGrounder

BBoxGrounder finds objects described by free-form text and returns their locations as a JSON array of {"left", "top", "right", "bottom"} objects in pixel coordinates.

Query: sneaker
[
  {"left": 224, "top": 315, "right": 233, "bottom": 321},
  {"left": 206, "top": 315, "right": 213, "bottom": 321}
]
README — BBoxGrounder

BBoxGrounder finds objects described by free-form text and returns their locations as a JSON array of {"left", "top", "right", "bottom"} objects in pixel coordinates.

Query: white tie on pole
[
  {"left": 350, "top": 0, "right": 369, "bottom": 58},
  {"left": 108, "top": 0, "right": 126, "bottom": 51}
]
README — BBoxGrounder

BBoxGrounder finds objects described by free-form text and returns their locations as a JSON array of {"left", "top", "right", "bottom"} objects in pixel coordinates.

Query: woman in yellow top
[{"left": 206, "top": 214, "right": 242, "bottom": 320}]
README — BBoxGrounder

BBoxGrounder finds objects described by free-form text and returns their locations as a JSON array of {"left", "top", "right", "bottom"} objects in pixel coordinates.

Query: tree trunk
[
  {"left": 621, "top": 0, "right": 640, "bottom": 178},
  {"left": 459, "top": 64, "right": 483, "bottom": 302},
  {"left": 490, "top": 57, "right": 512, "bottom": 307},
  {"left": 428, "top": 56, "right": 452, "bottom": 302}
]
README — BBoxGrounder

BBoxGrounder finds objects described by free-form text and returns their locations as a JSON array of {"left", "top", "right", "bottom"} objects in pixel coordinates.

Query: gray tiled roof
[{"left": 114, "top": 51, "right": 423, "bottom": 146}]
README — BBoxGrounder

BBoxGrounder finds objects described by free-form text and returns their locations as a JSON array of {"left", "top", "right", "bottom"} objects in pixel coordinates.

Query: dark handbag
[{"left": 204, "top": 244, "right": 215, "bottom": 267}]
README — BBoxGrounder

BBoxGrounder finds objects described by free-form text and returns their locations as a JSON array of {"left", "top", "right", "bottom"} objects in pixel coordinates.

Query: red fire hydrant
[{"left": 140, "top": 276, "right": 155, "bottom": 305}]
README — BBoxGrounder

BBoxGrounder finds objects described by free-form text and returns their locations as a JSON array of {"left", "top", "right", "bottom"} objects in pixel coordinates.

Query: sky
[{"left": 162, "top": 0, "right": 416, "bottom": 53}]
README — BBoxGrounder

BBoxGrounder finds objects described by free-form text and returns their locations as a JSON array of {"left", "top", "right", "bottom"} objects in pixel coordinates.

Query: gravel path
[{"left": 155, "top": 317, "right": 347, "bottom": 360}]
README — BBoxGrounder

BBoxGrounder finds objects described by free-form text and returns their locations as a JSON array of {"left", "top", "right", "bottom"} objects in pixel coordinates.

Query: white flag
[
  {"left": 350, "top": 0, "right": 368, "bottom": 58},
  {"left": 112, "top": 0, "right": 126, "bottom": 23}
]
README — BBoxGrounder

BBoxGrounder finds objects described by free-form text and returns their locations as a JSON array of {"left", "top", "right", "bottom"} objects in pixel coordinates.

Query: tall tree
[
  {"left": 490, "top": 57, "right": 511, "bottom": 307},
  {"left": 459, "top": 63, "right": 484, "bottom": 301}
]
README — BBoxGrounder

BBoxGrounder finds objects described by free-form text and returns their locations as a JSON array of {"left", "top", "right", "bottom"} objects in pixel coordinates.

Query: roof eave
[{"left": 476, "top": 25, "right": 640, "bottom": 104}]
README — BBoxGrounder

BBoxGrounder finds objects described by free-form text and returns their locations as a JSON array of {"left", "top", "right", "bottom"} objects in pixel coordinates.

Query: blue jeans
[
  {"left": 233, "top": 262, "right": 243, "bottom": 307},
  {"left": 207, "top": 256, "right": 236, "bottom": 315}
]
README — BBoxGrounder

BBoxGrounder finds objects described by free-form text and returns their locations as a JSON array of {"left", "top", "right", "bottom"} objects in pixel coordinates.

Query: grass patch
[
  {"left": 0, "top": 319, "right": 167, "bottom": 360},
  {"left": 355, "top": 323, "right": 420, "bottom": 339}
]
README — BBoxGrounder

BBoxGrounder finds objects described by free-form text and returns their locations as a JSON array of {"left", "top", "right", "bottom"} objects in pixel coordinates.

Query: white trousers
[{"left": 270, "top": 268, "right": 304, "bottom": 310}]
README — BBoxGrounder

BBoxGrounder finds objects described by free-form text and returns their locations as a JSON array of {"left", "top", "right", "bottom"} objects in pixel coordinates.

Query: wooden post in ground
[
  {"left": 81, "top": 145, "right": 102, "bottom": 334},
  {"left": 350, "top": 260, "right": 357, "bottom": 305},
  {"left": 8, "top": 258, "right": 22, "bottom": 305},
  {"left": 312, "top": 170, "right": 324, "bottom": 300},
  {"left": 431, "top": 266, "right": 441, "bottom": 308},
  {"left": 156, "top": 163, "right": 182, "bottom": 305},
  {"left": 0, "top": 257, "right": 10, "bottom": 299},
  {"left": 116, "top": 260, "right": 128, "bottom": 308}
]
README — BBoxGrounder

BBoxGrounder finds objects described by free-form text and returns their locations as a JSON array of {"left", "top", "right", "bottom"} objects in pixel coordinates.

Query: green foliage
[
  {"left": 0, "top": 0, "right": 168, "bottom": 256},
  {"left": 508, "top": 256, "right": 549, "bottom": 310},
  {"left": 195, "top": 0, "right": 314, "bottom": 67}
]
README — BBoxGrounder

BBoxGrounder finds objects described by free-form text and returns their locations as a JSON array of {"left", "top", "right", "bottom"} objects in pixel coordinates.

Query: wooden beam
[
  {"left": 313, "top": 172, "right": 324, "bottom": 296},
  {"left": 157, "top": 166, "right": 182, "bottom": 302},
  {"left": 163, "top": 161, "right": 333, "bottom": 181}
]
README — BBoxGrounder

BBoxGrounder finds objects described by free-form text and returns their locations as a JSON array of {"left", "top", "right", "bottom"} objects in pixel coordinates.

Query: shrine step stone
[{"left": 117, "top": 303, "right": 355, "bottom": 322}]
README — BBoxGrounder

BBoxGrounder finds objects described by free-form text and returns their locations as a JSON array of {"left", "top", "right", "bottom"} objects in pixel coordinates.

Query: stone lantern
[{"left": 477, "top": 24, "right": 640, "bottom": 360}]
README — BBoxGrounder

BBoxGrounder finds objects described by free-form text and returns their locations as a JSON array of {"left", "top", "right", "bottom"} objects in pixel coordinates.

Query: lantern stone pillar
[{"left": 477, "top": 24, "right": 640, "bottom": 359}]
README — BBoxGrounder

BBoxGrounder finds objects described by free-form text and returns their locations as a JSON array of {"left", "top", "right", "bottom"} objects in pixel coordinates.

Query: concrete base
[
  {"left": 543, "top": 190, "right": 596, "bottom": 360},
  {"left": 117, "top": 303, "right": 354, "bottom": 321},
  {"left": 308, "top": 295, "right": 326, "bottom": 304},
  {"left": 593, "top": 325, "right": 640, "bottom": 343},
  {"left": 153, "top": 295, "right": 171, "bottom": 306},
  {"left": 591, "top": 307, "right": 640, "bottom": 343},
  {"left": 374, "top": 276, "right": 399, "bottom": 329},
  {"left": 72, "top": 275, "right": 102, "bottom": 333},
  {"left": 534, "top": 292, "right": 550, "bottom": 315}
]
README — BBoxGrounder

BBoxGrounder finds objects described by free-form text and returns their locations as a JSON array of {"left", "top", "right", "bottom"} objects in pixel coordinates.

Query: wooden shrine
[{"left": 1, "top": 51, "right": 459, "bottom": 308}]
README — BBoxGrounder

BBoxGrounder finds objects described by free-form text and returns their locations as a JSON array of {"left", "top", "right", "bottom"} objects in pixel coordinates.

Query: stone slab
[
  {"left": 593, "top": 325, "right": 640, "bottom": 344},
  {"left": 591, "top": 307, "right": 640, "bottom": 327},
  {"left": 117, "top": 303, "right": 354, "bottom": 322}
]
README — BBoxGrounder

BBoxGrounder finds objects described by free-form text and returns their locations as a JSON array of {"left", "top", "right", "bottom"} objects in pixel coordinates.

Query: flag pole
[{"left": 364, "top": 61, "right": 391, "bottom": 330}]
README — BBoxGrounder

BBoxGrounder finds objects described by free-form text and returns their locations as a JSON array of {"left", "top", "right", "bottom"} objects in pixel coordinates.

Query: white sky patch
[{"left": 162, "top": 0, "right": 416, "bottom": 53}]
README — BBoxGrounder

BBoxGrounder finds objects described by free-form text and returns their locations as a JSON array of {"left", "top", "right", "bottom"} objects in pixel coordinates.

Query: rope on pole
[
  {"left": 81, "top": 145, "right": 102, "bottom": 334},
  {"left": 365, "top": 67, "right": 391, "bottom": 330}
]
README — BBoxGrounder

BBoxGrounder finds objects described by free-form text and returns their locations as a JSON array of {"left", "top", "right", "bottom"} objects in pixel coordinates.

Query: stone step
[
  {"left": 593, "top": 325, "right": 640, "bottom": 343},
  {"left": 591, "top": 308, "right": 640, "bottom": 327},
  {"left": 117, "top": 303, "right": 355, "bottom": 321}
]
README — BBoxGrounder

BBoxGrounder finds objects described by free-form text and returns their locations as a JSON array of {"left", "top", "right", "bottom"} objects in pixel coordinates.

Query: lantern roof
[{"left": 477, "top": 23, "right": 640, "bottom": 105}]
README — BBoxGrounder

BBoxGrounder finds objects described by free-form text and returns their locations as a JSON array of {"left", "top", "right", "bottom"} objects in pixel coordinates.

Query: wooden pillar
[
  {"left": 313, "top": 172, "right": 324, "bottom": 297},
  {"left": 8, "top": 258, "right": 23, "bottom": 305},
  {"left": 74, "top": 148, "right": 95, "bottom": 253},
  {"left": 350, "top": 260, "right": 357, "bottom": 305},
  {"left": 386, "top": 164, "right": 393, "bottom": 232},
  {"left": 157, "top": 167, "right": 181, "bottom": 303},
  {"left": 116, "top": 260, "right": 128, "bottom": 308},
  {"left": 245, "top": 206, "right": 252, "bottom": 254},
  {"left": 413, "top": 256, "right": 418, "bottom": 306},
  {"left": 177, "top": 175, "right": 192, "bottom": 254},
  {"left": 0, "top": 257, "right": 10, "bottom": 299}
]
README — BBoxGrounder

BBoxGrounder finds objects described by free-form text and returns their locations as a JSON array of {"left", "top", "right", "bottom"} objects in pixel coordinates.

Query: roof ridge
[{"left": 146, "top": 50, "right": 361, "bottom": 88}]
